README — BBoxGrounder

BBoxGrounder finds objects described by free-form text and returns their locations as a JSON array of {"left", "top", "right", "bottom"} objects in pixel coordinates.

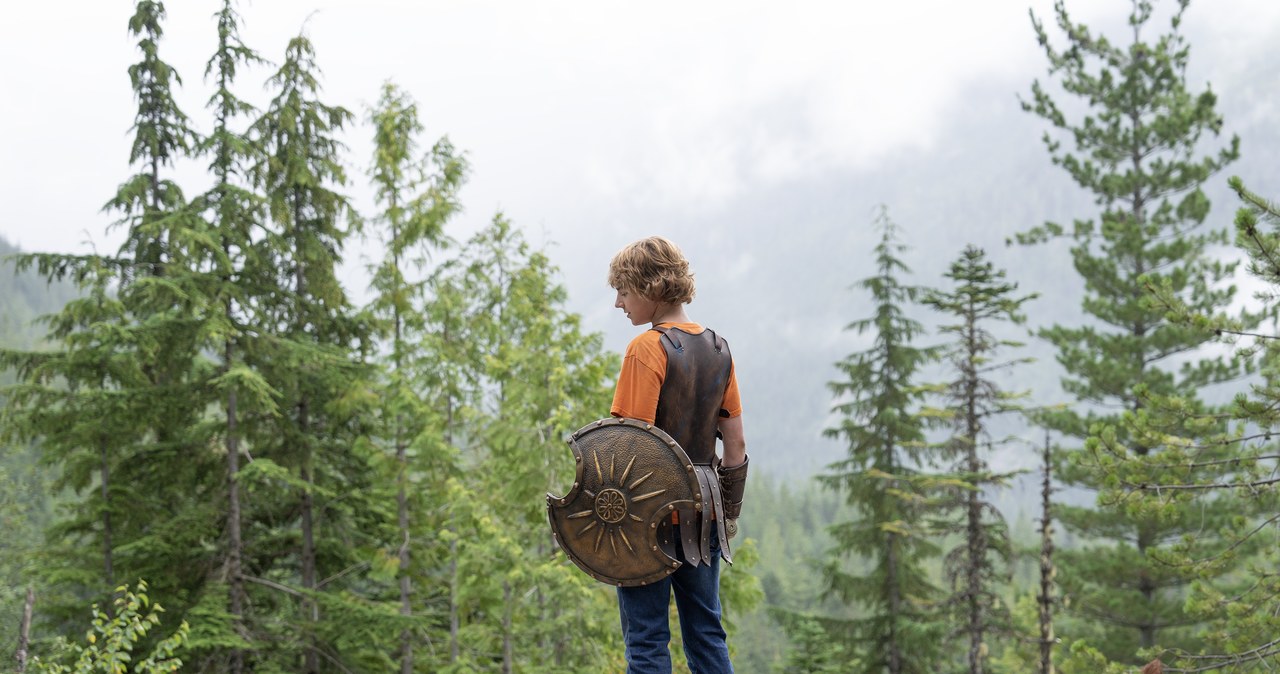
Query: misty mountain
[
  {"left": 0, "top": 237, "right": 79, "bottom": 353},
  {"left": 551, "top": 52, "right": 1280, "bottom": 482}
]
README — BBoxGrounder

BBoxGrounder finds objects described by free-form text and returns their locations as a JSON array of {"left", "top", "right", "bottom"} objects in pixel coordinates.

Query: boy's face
[{"left": 614, "top": 287, "right": 659, "bottom": 327}]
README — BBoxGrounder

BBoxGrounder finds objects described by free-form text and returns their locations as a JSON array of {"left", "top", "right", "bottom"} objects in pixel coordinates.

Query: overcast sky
[
  {"left": 4, "top": 1, "right": 1278, "bottom": 475},
  {"left": 4, "top": 0, "right": 1273, "bottom": 275},
  {"left": 0, "top": 1, "right": 1128, "bottom": 248}
]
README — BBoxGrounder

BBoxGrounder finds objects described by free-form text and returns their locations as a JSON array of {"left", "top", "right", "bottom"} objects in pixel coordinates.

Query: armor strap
[
  {"left": 678, "top": 506, "right": 699, "bottom": 564},
  {"left": 676, "top": 464, "right": 736, "bottom": 566},
  {"left": 718, "top": 454, "right": 749, "bottom": 520},
  {"left": 702, "top": 463, "right": 731, "bottom": 564}
]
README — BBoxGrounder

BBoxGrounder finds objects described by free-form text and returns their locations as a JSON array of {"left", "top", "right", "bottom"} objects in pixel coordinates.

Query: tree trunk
[
  {"left": 15, "top": 586, "right": 34, "bottom": 673},
  {"left": 293, "top": 193, "right": 320, "bottom": 674},
  {"left": 226, "top": 346, "right": 246, "bottom": 674},
  {"left": 301, "top": 457, "right": 318, "bottom": 673},
  {"left": 393, "top": 239, "right": 414, "bottom": 674},
  {"left": 502, "top": 581, "right": 514, "bottom": 674},
  {"left": 965, "top": 314, "right": 984, "bottom": 674},
  {"left": 100, "top": 440, "right": 114, "bottom": 605},
  {"left": 398, "top": 466, "right": 412, "bottom": 674},
  {"left": 1038, "top": 433, "right": 1055, "bottom": 674},
  {"left": 886, "top": 529, "right": 902, "bottom": 674},
  {"left": 450, "top": 539, "right": 460, "bottom": 664}
]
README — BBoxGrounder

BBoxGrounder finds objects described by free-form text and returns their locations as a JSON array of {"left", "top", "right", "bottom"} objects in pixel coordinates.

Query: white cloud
[{"left": 0, "top": 0, "right": 1269, "bottom": 254}]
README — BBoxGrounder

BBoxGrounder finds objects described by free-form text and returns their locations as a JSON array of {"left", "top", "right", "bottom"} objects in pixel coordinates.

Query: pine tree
[
  {"left": 247, "top": 30, "right": 377, "bottom": 672},
  {"left": 1019, "top": 0, "right": 1251, "bottom": 661},
  {"left": 2, "top": 0, "right": 214, "bottom": 632},
  {"left": 1096, "top": 178, "right": 1280, "bottom": 670},
  {"left": 365, "top": 80, "right": 467, "bottom": 674},
  {"left": 819, "top": 209, "right": 945, "bottom": 674},
  {"left": 186, "top": 2, "right": 269, "bottom": 670},
  {"left": 921, "top": 245, "right": 1035, "bottom": 674}
]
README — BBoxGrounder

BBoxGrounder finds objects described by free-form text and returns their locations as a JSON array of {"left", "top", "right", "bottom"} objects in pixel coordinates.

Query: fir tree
[
  {"left": 187, "top": 1, "right": 268, "bottom": 670},
  {"left": 1019, "top": 0, "right": 1251, "bottom": 661},
  {"left": 922, "top": 245, "right": 1035, "bottom": 674},
  {"left": 248, "top": 30, "right": 376, "bottom": 672},
  {"left": 364, "top": 80, "right": 467, "bottom": 674},
  {"left": 435, "top": 216, "right": 625, "bottom": 672},
  {"left": 2, "top": 0, "right": 213, "bottom": 632},
  {"left": 819, "top": 208, "right": 944, "bottom": 674}
]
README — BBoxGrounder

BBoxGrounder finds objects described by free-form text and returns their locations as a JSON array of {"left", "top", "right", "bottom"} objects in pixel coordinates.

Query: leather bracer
[{"left": 717, "top": 454, "right": 749, "bottom": 520}]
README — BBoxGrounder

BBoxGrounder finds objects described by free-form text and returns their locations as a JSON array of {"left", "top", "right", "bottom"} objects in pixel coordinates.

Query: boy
[{"left": 608, "top": 235, "right": 749, "bottom": 674}]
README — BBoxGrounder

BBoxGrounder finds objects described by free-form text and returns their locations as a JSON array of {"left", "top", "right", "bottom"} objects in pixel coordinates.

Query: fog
[{"left": 3, "top": 0, "right": 1278, "bottom": 477}]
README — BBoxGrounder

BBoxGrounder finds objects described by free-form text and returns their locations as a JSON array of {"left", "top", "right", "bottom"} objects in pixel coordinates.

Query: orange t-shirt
[{"left": 610, "top": 322, "right": 743, "bottom": 424}]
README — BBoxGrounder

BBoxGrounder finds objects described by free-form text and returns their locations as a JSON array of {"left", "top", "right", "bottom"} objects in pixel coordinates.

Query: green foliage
[
  {"left": 362, "top": 79, "right": 469, "bottom": 673},
  {"left": 774, "top": 614, "right": 850, "bottom": 674},
  {"left": 1020, "top": 0, "right": 1252, "bottom": 663},
  {"left": 922, "top": 245, "right": 1036, "bottom": 673},
  {"left": 818, "top": 208, "right": 946, "bottom": 673},
  {"left": 1088, "top": 177, "right": 1280, "bottom": 670},
  {"left": 32, "top": 581, "right": 188, "bottom": 674}
]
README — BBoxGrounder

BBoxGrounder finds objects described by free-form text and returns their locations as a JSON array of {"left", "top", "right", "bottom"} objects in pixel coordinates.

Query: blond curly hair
[{"left": 607, "top": 236, "right": 696, "bottom": 305}]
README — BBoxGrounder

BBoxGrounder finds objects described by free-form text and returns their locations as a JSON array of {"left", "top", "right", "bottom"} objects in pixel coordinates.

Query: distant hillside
[
  {"left": 0, "top": 236, "right": 79, "bottom": 352},
  {"left": 555, "top": 54, "right": 1280, "bottom": 481}
]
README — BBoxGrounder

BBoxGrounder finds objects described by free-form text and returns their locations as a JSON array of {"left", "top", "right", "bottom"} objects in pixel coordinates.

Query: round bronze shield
[{"left": 547, "top": 418, "right": 702, "bottom": 586}]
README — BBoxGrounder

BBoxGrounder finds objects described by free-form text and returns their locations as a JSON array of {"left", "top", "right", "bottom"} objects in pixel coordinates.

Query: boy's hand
[{"left": 725, "top": 518, "right": 739, "bottom": 541}]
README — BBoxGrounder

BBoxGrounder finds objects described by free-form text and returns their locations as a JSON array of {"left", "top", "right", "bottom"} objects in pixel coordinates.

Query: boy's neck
[{"left": 650, "top": 303, "right": 691, "bottom": 327}]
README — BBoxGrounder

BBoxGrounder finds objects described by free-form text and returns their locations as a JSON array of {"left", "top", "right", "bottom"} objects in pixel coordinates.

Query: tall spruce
[
  {"left": 188, "top": 1, "right": 268, "bottom": 670},
  {"left": 820, "top": 209, "right": 944, "bottom": 674},
  {"left": 2, "top": 0, "right": 213, "bottom": 632},
  {"left": 1020, "top": 0, "right": 1251, "bottom": 661},
  {"left": 922, "top": 245, "right": 1034, "bottom": 674},
  {"left": 365, "top": 80, "right": 467, "bottom": 674},
  {"left": 249, "top": 31, "right": 375, "bottom": 672}
]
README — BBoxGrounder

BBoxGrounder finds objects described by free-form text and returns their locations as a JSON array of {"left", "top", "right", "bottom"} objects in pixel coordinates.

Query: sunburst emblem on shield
[{"left": 547, "top": 418, "right": 702, "bottom": 587}]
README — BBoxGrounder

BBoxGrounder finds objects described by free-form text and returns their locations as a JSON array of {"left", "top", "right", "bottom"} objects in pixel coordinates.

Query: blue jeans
[{"left": 617, "top": 527, "right": 733, "bottom": 674}]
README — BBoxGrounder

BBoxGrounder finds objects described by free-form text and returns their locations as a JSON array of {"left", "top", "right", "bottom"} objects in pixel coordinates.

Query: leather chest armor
[
  {"left": 652, "top": 326, "right": 736, "bottom": 566},
  {"left": 652, "top": 326, "right": 732, "bottom": 465}
]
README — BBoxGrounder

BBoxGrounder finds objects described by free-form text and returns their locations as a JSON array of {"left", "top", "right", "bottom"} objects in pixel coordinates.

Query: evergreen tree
[
  {"left": 364, "top": 80, "right": 467, "bottom": 674},
  {"left": 1094, "top": 177, "right": 1280, "bottom": 670},
  {"left": 922, "top": 245, "right": 1034, "bottom": 674},
  {"left": 247, "top": 30, "right": 378, "bottom": 672},
  {"left": 819, "top": 209, "right": 944, "bottom": 674},
  {"left": 184, "top": 1, "right": 269, "bottom": 670},
  {"left": 435, "top": 216, "right": 625, "bottom": 672},
  {"left": 777, "top": 616, "right": 850, "bottom": 674},
  {"left": 1019, "top": 0, "right": 1251, "bottom": 661},
  {"left": 2, "top": 0, "right": 215, "bottom": 635}
]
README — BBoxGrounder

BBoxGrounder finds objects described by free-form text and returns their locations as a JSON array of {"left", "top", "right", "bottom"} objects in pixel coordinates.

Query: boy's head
[{"left": 608, "top": 236, "right": 696, "bottom": 304}]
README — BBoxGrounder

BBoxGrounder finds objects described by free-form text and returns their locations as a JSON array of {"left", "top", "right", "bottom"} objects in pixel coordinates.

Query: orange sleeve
[
  {"left": 721, "top": 362, "right": 743, "bottom": 418},
  {"left": 611, "top": 331, "right": 667, "bottom": 423}
]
